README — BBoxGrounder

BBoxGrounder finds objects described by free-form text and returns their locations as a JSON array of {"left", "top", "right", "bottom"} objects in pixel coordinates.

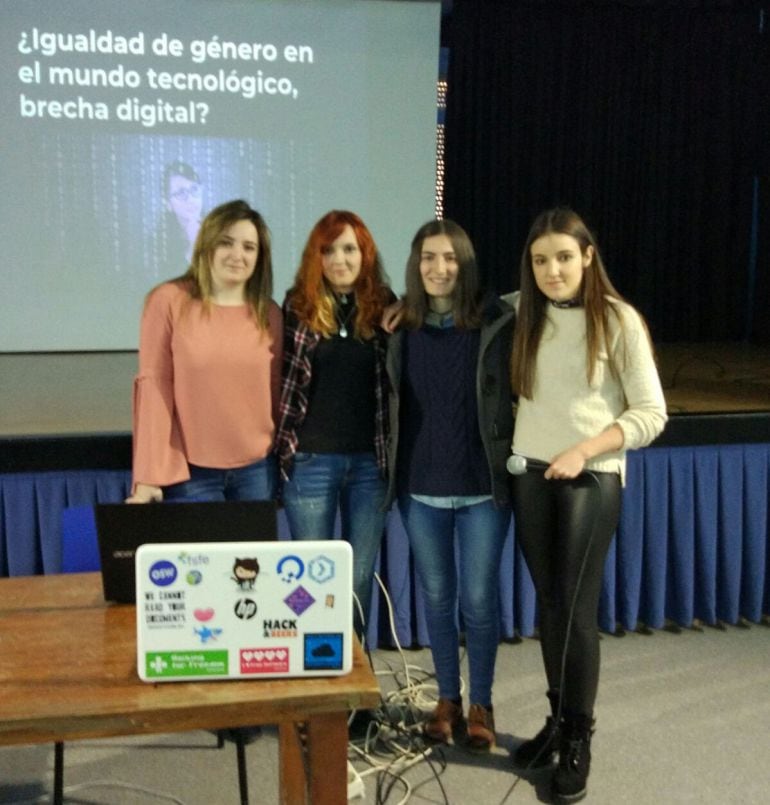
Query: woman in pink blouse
[{"left": 127, "top": 199, "right": 282, "bottom": 503}]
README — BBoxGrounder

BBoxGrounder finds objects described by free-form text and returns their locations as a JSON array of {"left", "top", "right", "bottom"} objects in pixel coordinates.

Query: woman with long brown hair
[
  {"left": 385, "top": 219, "right": 514, "bottom": 752},
  {"left": 509, "top": 207, "right": 667, "bottom": 802},
  {"left": 128, "top": 198, "right": 281, "bottom": 504},
  {"left": 275, "top": 210, "right": 393, "bottom": 638}
]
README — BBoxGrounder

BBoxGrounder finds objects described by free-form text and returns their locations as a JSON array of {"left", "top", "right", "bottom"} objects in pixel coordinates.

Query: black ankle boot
[
  {"left": 513, "top": 689, "right": 560, "bottom": 769},
  {"left": 552, "top": 712, "right": 594, "bottom": 803}
]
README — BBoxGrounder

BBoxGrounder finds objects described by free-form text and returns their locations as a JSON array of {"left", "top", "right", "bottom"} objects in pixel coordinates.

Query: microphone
[{"left": 506, "top": 453, "right": 550, "bottom": 475}]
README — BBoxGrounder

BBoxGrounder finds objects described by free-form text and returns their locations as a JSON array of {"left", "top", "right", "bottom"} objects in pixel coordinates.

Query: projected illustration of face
[
  {"left": 210, "top": 219, "right": 259, "bottom": 296},
  {"left": 419, "top": 234, "right": 458, "bottom": 308},
  {"left": 321, "top": 225, "right": 362, "bottom": 294},
  {"left": 167, "top": 173, "right": 203, "bottom": 227},
  {"left": 530, "top": 232, "right": 593, "bottom": 303}
]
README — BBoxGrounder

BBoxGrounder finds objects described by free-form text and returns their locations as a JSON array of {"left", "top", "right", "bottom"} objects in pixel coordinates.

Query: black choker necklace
[{"left": 550, "top": 298, "right": 582, "bottom": 309}]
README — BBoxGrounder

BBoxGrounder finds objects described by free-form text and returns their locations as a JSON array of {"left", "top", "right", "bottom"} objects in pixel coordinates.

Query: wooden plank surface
[{"left": 0, "top": 573, "right": 380, "bottom": 746}]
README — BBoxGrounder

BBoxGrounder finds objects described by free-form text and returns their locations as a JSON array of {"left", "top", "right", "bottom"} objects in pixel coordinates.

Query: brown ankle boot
[
  {"left": 424, "top": 698, "right": 464, "bottom": 743},
  {"left": 466, "top": 703, "right": 495, "bottom": 752}
]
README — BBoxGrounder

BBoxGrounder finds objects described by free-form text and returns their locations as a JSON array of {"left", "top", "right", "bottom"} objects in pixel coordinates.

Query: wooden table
[{"left": 0, "top": 573, "right": 380, "bottom": 804}]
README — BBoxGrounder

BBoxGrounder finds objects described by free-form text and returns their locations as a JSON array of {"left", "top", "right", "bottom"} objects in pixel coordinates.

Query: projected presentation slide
[{"left": 1, "top": 0, "right": 441, "bottom": 351}]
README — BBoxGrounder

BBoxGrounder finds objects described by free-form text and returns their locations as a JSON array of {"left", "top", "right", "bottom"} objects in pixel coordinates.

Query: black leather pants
[{"left": 512, "top": 469, "right": 621, "bottom": 715}]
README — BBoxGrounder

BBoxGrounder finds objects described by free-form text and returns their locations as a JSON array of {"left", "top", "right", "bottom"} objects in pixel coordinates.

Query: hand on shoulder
[{"left": 381, "top": 298, "right": 404, "bottom": 333}]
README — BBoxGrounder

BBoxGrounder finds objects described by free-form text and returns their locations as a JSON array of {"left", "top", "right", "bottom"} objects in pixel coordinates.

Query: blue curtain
[
  {"left": 2, "top": 444, "right": 768, "bottom": 643},
  {"left": 0, "top": 470, "right": 131, "bottom": 576}
]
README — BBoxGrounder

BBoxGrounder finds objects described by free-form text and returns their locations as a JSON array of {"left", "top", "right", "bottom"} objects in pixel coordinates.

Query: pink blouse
[{"left": 132, "top": 282, "right": 283, "bottom": 489}]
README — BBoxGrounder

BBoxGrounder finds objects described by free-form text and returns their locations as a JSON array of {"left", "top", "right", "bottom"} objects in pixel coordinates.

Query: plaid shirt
[{"left": 275, "top": 301, "right": 389, "bottom": 482}]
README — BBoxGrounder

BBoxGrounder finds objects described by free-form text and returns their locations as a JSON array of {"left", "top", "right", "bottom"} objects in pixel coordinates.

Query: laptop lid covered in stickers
[{"left": 135, "top": 540, "right": 353, "bottom": 681}]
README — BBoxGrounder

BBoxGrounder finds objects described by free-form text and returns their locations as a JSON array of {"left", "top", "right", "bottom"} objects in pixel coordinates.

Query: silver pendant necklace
[{"left": 336, "top": 299, "right": 355, "bottom": 338}]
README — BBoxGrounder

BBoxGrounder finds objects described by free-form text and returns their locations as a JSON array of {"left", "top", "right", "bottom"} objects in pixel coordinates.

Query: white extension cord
[{"left": 347, "top": 759, "right": 365, "bottom": 800}]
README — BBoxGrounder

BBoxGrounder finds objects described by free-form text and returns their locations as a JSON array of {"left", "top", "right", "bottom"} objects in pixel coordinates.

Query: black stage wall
[{"left": 442, "top": 0, "right": 770, "bottom": 345}]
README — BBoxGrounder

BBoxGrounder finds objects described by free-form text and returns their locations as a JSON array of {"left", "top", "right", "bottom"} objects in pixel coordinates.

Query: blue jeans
[
  {"left": 399, "top": 495, "right": 511, "bottom": 706},
  {"left": 163, "top": 456, "right": 277, "bottom": 502},
  {"left": 282, "top": 451, "right": 387, "bottom": 636}
]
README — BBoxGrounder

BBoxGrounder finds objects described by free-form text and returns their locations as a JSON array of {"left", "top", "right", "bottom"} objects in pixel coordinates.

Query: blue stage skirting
[{"left": 1, "top": 444, "right": 768, "bottom": 648}]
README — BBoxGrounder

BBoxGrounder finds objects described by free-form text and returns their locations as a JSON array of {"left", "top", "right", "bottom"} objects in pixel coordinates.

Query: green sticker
[{"left": 145, "top": 650, "right": 228, "bottom": 677}]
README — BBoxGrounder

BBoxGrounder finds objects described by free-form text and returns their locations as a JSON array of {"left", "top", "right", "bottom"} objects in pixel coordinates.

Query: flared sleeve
[{"left": 131, "top": 284, "right": 189, "bottom": 491}]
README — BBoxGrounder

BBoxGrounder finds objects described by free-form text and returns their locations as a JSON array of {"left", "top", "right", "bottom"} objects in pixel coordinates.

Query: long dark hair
[
  {"left": 402, "top": 219, "right": 482, "bottom": 329},
  {"left": 511, "top": 207, "right": 635, "bottom": 399}
]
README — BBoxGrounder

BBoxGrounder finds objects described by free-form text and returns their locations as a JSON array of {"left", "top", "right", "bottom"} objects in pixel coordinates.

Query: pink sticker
[
  {"left": 193, "top": 608, "right": 215, "bottom": 622},
  {"left": 240, "top": 647, "right": 290, "bottom": 674}
]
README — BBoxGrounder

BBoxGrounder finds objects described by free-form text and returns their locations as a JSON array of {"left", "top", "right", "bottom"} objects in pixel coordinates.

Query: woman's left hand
[{"left": 545, "top": 447, "right": 586, "bottom": 480}]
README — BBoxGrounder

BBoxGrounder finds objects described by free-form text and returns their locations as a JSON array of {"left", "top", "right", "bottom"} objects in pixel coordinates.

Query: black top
[{"left": 297, "top": 301, "right": 377, "bottom": 454}]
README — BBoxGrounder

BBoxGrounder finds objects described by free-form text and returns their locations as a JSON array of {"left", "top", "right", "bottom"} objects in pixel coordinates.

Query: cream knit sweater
[{"left": 511, "top": 293, "right": 667, "bottom": 484}]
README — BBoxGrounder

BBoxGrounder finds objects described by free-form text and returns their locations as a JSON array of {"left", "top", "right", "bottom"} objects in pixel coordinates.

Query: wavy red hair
[{"left": 287, "top": 210, "right": 390, "bottom": 338}]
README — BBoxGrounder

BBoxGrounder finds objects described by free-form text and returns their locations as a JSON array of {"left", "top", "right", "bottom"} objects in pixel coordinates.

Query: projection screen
[{"left": 0, "top": 0, "right": 441, "bottom": 351}]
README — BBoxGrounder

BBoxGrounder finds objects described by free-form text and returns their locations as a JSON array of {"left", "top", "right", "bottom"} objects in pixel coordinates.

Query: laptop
[
  {"left": 135, "top": 540, "right": 353, "bottom": 681},
  {"left": 95, "top": 501, "right": 277, "bottom": 603}
]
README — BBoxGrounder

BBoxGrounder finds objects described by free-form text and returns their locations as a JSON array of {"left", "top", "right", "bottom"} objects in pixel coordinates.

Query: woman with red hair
[{"left": 275, "top": 210, "right": 394, "bottom": 638}]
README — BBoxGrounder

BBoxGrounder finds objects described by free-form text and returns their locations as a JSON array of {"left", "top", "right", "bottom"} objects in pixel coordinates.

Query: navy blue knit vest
[{"left": 398, "top": 324, "right": 489, "bottom": 496}]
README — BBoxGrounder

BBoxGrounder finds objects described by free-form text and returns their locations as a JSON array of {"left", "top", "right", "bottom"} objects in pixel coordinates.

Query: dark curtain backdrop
[{"left": 443, "top": 0, "right": 769, "bottom": 343}]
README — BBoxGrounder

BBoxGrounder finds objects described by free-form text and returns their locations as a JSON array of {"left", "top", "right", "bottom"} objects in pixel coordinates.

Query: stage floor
[
  {"left": 656, "top": 342, "right": 770, "bottom": 415},
  {"left": 1, "top": 351, "right": 135, "bottom": 437},
  {"left": 1, "top": 341, "right": 769, "bottom": 437}
]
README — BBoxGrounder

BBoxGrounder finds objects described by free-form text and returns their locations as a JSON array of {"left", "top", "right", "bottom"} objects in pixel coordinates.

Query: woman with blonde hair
[
  {"left": 128, "top": 198, "right": 282, "bottom": 503},
  {"left": 275, "top": 210, "right": 394, "bottom": 638}
]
